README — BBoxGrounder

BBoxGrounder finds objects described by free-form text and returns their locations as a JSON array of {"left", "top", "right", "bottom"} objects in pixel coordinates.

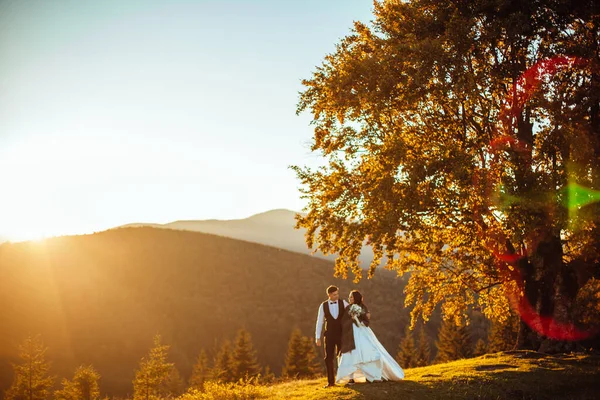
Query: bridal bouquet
[
  {"left": 348, "top": 304, "right": 369, "bottom": 327},
  {"left": 348, "top": 304, "right": 364, "bottom": 318}
]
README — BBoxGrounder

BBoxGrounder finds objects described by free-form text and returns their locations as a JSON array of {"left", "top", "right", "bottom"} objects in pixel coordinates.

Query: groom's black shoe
[{"left": 323, "top": 384, "right": 335, "bottom": 389}]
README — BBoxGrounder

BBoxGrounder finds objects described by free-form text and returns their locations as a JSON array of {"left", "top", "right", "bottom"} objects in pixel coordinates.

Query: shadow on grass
[
  {"left": 345, "top": 366, "right": 600, "bottom": 400},
  {"left": 344, "top": 380, "right": 437, "bottom": 400}
]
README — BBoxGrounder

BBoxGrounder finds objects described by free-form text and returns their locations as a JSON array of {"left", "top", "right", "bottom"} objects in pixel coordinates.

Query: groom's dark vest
[{"left": 322, "top": 300, "right": 343, "bottom": 338}]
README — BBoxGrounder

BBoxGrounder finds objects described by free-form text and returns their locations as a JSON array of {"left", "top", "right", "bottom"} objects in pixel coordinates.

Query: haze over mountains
[
  {"left": 115, "top": 209, "right": 378, "bottom": 268},
  {"left": 0, "top": 227, "right": 408, "bottom": 397},
  {"left": 0, "top": 210, "right": 379, "bottom": 269}
]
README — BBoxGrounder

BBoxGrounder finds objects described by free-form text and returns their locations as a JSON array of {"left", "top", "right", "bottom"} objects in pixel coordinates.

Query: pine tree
[
  {"left": 73, "top": 365, "right": 101, "bottom": 400},
  {"left": 282, "top": 329, "right": 321, "bottom": 379},
  {"left": 54, "top": 378, "right": 77, "bottom": 400},
  {"left": 300, "top": 336, "right": 322, "bottom": 377},
  {"left": 396, "top": 326, "right": 418, "bottom": 368},
  {"left": 488, "top": 314, "right": 519, "bottom": 353},
  {"left": 474, "top": 338, "right": 488, "bottom": 357},
  {"left": 231, "top": 328, "right": 260, "bottom": 381},
  {"left": 211, "top": 340, "right": 234, "bottom": 382},
  {"left": 4, "top": 335, "right": 54, "bottom": 400},
  {"left": 54, "top": 365, "right": 101, "bottom": 400},
  {"left": 282, "top": 329, "right": 303, "bottom": 379},
  {"left": 434, "top": 319, "right": 472, "bottom": 363},
  {"left": 415, "top": 326, "right": 432, "bottom": 367},
  {"left": 133, "top": 334, "right": 174, "bottom": 400},
  {"left": 189, "top": 350, "right": 209, "bottom": 390},
  {"left": 260, "top": 365, "right": 276, "bottom": 384},
  {"left": 165, "top": 367, "right": 185, "bottom": 398}
]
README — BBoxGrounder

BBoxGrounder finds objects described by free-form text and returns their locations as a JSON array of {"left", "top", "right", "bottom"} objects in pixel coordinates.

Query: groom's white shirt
[{"left": 315, "top": 299, "right": 349, "bottom": 339}]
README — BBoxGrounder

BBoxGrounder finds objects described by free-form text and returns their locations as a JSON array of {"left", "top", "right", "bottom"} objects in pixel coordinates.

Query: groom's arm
[{"left": 315, "top": 303, "right": 325, "bottom": 346}]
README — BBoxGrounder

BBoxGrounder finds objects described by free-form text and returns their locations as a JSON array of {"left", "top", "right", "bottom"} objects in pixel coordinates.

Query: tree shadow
[
  {"left": 344, "top": 380, "right": 444, "bottom": 400},
  {"left": 344, "top": 366, "right": 600, "bottom": 400}
]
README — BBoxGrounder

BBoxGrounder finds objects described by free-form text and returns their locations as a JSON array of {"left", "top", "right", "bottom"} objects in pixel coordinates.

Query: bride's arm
[{"left": 360, "top": 305, "right": 371, "bottom": 326}]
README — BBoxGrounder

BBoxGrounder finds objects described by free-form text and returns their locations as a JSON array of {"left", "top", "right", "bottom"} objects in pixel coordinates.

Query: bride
[{"left": 336, "top": 290, "right": 405, "bottom": 384}]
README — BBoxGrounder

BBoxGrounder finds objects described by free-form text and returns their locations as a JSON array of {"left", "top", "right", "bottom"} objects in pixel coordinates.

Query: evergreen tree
[
  {"left": 211, "top": 340, "right": 234, "bottom": 382},
  {"left": 54, "top": 378, "right": 77, "bottom": 400},
  {"left": 133, "top": 334, "right": 174, "bottom": 400},
  {"left": 415, "top": 326, "right": 432, "bottom": 367},
  {"left": 396, "top": 326, "right": 418, "bottom": 368},
  {"left": 165, "top": 367, "right": 185, "bottom": 398},
  {"left": 300, "top": 336, "right": 322, "bottom": 377},
  {"left": 231, "top": 328, "right": 260, "bottom": 381},
  {"left": 474, "top": 338, "right": 488, "bottom": 357},
  {"left": 488, "top": 314, "right": 519, "bottom": 353},
  {"left": 282, "top": 329, "right": 321, "bottom": 379},
  {"left": 260, "top": 365, "right": 276, "bottom": 384},
  {"left": 282, "top": 329, "right": 303, "bottom": 378},
  {"left": 73, "top": 365, "right": 101, "bottom": 400},
  {"left": 189, "top": 350, "right": 209, "bottom": 390},
  {"left": 435, "top": 319, "right": 472, "bottom": 363},
  {"left": 5, "top": 335, "right": 54, "bottom": 400},
  {"left": 55, "top": 365, "right": 101, "bottom": 400}
]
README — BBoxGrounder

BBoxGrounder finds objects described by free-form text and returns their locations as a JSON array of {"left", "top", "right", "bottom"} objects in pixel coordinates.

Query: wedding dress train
[{"left": 336, "top": 322, "right": 405, "bottom": 383}]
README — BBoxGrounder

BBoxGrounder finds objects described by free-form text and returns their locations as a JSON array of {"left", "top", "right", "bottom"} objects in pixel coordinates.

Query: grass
[{"left": 260, "top": 351, "right": 600, "bottom": 400}]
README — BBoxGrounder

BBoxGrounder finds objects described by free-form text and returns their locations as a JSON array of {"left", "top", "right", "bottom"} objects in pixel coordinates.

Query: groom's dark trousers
[{"left": 322, "top": 300, "right": 343, "bottom": 386}]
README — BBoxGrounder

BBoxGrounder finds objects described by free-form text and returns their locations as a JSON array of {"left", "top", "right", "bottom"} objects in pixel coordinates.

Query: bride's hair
[{"left": 350, "top": 290, "right": 363, "bottom": 306}]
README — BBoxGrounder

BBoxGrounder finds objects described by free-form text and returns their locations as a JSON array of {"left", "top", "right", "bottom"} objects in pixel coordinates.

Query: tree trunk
[{"left": 514, "top": 234, "right": 596, "bottom": 353}]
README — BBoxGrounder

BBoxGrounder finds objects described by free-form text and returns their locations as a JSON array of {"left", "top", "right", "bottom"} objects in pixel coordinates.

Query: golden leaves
[{"left": 294, "top": 0, "right": 599, "bottom": 334}]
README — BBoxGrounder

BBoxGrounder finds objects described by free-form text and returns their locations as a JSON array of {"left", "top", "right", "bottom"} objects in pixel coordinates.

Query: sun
[{"left": 2, "top": 227, "right": 58, "bottom": 243}]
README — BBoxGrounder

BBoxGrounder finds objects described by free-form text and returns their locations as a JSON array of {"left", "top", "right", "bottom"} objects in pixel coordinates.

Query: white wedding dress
[{"left": 336, "top": 319, "right": 405, "bottom": 383}]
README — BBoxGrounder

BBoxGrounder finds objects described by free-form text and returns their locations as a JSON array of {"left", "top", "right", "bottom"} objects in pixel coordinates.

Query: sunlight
[{"left": 3, "top": 226, "right": 61, "bottom": 243}]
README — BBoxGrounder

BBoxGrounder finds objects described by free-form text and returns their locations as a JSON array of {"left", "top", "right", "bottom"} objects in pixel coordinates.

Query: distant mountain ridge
[
  {"left": 114, "top": 209, "right": 377, "bottom": 267},
  {"left": 0, "top": 209, "right": 378, "bottom": 267}
]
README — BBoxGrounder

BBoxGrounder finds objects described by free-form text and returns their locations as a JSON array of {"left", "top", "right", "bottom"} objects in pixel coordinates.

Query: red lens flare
[{"left": 474, "top": 56, "right": 597, "bottom": 341}]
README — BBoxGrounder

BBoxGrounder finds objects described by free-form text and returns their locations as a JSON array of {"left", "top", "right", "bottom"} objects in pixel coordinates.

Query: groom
[{"left": 315, "top": 285, "right": 349, "bottom": 388}]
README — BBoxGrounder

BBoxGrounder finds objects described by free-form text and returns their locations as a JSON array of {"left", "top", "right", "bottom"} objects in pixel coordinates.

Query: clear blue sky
[{"left": 0, "top": 0, "right": 375, "bottom": 240}]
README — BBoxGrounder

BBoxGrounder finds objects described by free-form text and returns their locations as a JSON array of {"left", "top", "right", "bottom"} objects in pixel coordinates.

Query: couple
[{"left": 315, "top": 285, "right": 405, "bottom": 388}]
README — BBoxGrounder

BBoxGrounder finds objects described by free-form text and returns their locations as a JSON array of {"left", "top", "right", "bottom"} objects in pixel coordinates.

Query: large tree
[{"left": 294, "top": 0, "right": 600, "bottom": 352}]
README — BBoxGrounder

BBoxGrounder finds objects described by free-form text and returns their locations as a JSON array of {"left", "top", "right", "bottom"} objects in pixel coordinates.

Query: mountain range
[{"left": 114, "top": 209, "right": 378, "bottom": 268}]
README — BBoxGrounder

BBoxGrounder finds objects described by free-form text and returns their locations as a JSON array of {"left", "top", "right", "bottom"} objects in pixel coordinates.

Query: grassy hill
[
  {"left": 256, "top": 351, "right": 600, "bottom": 399},
  {"left": 0, "top": 227, "right": 408, "bottom": 397}
]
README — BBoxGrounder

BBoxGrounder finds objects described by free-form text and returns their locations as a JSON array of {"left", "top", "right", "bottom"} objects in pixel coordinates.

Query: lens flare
[
  {"left": 566, "top": 182, "right": 600, "bottom": 210},
  {"left": 473, "top": 56, "right": 598, "bottom": 341}
]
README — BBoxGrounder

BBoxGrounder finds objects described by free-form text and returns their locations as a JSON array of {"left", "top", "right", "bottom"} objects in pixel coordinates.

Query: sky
[{"left": 0, "top": 0, "right": 375, "bottom": 241}]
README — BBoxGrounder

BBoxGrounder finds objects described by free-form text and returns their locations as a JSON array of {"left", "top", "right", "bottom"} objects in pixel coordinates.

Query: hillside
[
  {"left": 0, "top": 227, "right": 407, "bottom": 397},
  {"left": 113, "top": 209, "right": 378, "bottom": 267},
  {"left": 259, "top": 351, "right": 600, "bottom": 399}
]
